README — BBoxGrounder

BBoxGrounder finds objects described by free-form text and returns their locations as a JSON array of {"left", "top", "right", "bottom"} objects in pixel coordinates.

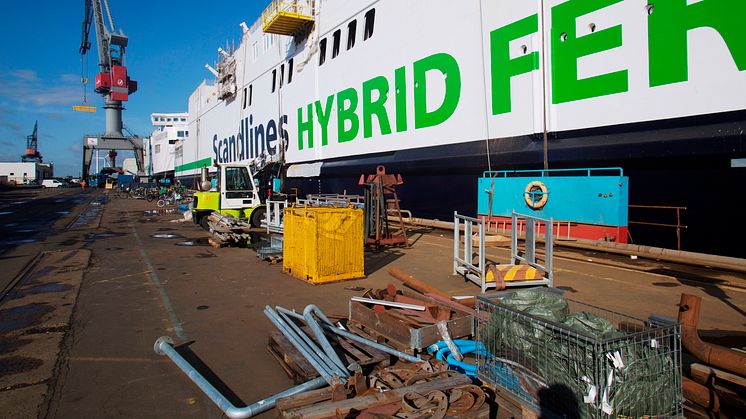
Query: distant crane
[
  {"left": 79, "top": 0, "right": 144, "bottom": 180},
  {"left": 22, "top": 121, "right": 43, "bottom": 163}
]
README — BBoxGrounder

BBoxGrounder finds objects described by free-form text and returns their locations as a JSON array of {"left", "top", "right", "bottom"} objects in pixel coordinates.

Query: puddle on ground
[
  {"left": 14, "top": 229, "right": 35, "bottom": 233},
  {"left": 175, "top": 237, "right": 211, "bottom": 247},
  {"left": 196, "top": 305, "right": 209, "bottom": 311},
  {"left": 68, "top": 203, "right": 103, "bottom": 229},
  {"left": 0, "top": 336, "right": 32, "bottom": 355},
  {"left": 0, "top": 356, "right": 43, "bottom": 378},
  {"left": 193, "top": 251, "right": 217, "bottom": 259},
  {"left": 0, "top": 304, "right": 55, "bottom": 333},
  {"left": 7, "top": 282, "right": 72, "bottom": 299},
  {"left": 85, "top": 232, "right": 123, "bottom": 240},
  {"left": 152, "top": 234, "right": 183, "bottom": 239},
  {"left": 0, "top": 211, "right": 13, "bottom": 215},
  {"left": 0, "top": 239, "right": 37, "bottom": 246},
  {"left": 54, "top": 199, "right": 65, "bottom": 203},
  {"left": 56, "top": 211, "right": 71, "bottom": 215},
  {"left": 4, "top": 223, "right": 18, "bottom": 227}
]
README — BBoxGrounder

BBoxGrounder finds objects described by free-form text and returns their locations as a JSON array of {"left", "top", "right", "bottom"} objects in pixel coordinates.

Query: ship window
[
  {"left": 280, "top": 64, "right": 285, "bottom": 87},
  {"left": 364, "top": 9, "right": 375, "bottom": 40},
  {"left": 181, "top": 118, "right": 186, "bottom": 122},
  {"left": 155, "top": 145, "right": 161, "bottom": 154},
  {"left": 332, "top": 29, "right": 341, "bottom": 58},
  {"left": 347, "top": 20, "right": 357, "bottom": 50},
  {"left": 242, "top": 87, "right": 247, "bottom": 109},
  {"left": 288, "top": 59, "right": 294, "bottom": 84},
  {"left": 271, "top": 69, "right": 277, "bottom": 92},
  {"left": 249, "top": 85, "right": 253, "bottom": 106},
  {"left": 319, "top": 38, "right": 327, "bottom": 65},
  {"left": 169, "top": 140, "right": 178, "bottom": 145}
]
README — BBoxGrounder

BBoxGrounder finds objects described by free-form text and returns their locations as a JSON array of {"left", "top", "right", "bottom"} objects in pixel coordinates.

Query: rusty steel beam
[
  {"left": 388, "top": 268, "right": 476, "bottom": 308},
  {"left": 678, "top": 293, "right": 746, "bottom": 377}
]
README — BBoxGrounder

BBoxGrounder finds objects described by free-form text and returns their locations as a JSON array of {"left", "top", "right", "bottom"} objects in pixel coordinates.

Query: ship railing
[
  {"left": 629, "top": 205, "right": 688, "bottom": 250},
  {"left": 482, "top": 167, "right": 624, "bottom": 178},
  {"left": 297, "top": 194, "right": 365, "bottom": 209}
]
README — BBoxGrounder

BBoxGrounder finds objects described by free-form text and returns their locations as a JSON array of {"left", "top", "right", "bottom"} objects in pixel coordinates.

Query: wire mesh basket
[{"left": 476, "top": 290, "right": 682, "bottom": 418}]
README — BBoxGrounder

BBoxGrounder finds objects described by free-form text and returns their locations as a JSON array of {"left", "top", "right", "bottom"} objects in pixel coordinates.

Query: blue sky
[{"left": 0, "top": 1, "right": 265, "bottom": 176}]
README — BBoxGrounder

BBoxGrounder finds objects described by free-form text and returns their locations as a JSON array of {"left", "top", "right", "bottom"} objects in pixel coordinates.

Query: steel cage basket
[{"left": 475, "top": 291, "right": 682, "bottom": 418}]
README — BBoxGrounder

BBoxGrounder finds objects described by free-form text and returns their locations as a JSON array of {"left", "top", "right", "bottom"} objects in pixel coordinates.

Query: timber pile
[
  {"left": 268, "top": 329, "right": 389, "bottom": 384},
  {"left": 206, "top": 212, "right": 253, "bottom": 247}
]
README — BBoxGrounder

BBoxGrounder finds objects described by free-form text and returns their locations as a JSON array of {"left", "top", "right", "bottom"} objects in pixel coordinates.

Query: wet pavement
[{"left": 0, "top": 189, "right": 744, "bottom": 418}]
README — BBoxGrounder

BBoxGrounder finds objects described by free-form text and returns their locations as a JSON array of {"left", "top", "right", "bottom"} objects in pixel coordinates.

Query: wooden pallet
[{"left": 267, "top": 328, "right": 390, "bottom": 384}]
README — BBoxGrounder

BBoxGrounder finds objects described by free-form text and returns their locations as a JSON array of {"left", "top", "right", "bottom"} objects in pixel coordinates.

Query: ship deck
[{"left": 1, "top": 188, "right": 744, "bottom": 418}]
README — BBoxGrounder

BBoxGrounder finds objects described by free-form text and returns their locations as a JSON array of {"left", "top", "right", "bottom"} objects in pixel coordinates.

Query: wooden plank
[
  {"left": 690, "top": 363, "right": 746, "bottom": 388},
  {"left": 412, "top": 314, "right": 474, "bottom": 349},
  {"left": 349, "top": 301, "right": 413, "bottom": 345},
  {"left": 277, "top": 386, "right": 334, "bottom": 413},
  {"left": 268, "top": 331, "right": 319, "bottom": 383},
  {"left": 282, "top": 374, "right": 471, "bottom": 419}
]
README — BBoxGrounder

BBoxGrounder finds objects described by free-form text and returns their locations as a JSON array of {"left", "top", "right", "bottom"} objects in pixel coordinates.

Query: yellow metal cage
[{"left": 283, "top": 207, "right": 364, "bottom": 284}]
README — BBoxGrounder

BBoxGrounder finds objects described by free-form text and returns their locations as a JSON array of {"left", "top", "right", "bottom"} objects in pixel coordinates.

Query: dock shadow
[
  {"left": 174, "top": 341, "right": 246, "bottom": 408},
  {"left": 698, "top": 329, "right": 746, "bottom": 349},
  {"left": 648, "top": 268, "right": 746, "bottom": 318},
  {"left": 364, "top": 249, "right": 404, "bottom": 276}
]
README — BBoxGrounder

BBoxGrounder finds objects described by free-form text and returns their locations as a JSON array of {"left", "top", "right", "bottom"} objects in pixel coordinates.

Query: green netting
[{"left": 482, "top": 290, "right": 679, "bottom": 418}]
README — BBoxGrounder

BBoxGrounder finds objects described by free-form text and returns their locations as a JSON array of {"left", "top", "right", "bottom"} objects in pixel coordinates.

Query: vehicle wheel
[
  {"left": 157, "top": 199, "right": 167, "bottom": 208},
  {"left": 200, "top": 215, "right": 211, "bottom": 232},
  {"left": 42, "top": 185, "right": 47, "bottom": 189},
  {"left": 146, "top": 193, "right": 156, "bottom": 202},
  {"left": 250, "top": 207, "right": 266, "bottom": 228}
]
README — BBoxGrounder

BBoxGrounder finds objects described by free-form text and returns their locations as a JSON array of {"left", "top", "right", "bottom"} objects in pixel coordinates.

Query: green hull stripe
[{"left": 175, "top": 157, "right": 212, "bottom": 173}]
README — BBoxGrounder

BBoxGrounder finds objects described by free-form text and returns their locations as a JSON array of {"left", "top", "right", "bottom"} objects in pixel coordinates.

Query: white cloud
[
  {"left": 11, "top": 69, "right": 40, "bottom": 82},
  {"left": 0, "top": 69, "right": 82, "bottom": 108}
]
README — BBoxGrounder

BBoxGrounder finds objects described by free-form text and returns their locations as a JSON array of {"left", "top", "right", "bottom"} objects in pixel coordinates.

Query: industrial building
[{"left": 0, "top": 161, "right": 53, "bottom": 185}]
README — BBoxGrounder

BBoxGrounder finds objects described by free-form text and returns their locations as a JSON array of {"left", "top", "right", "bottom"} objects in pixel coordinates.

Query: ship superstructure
[
  {"left": 177, "top": 0, "right": 746, "bottom": 256},
  {"left": 144, "top": 113, "right": 189, "bottom": 178}
]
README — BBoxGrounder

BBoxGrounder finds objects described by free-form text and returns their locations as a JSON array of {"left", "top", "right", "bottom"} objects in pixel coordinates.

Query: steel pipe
[
  {"left": 303, "top": 305, "right": 349, "bottom": 375},
  {"left": 154, "top": 336, "right": 326, "bottom": 418},
  {"left": 264, "top": 307, "right": 343, "bottom": 383},
  {"left": 678, "top": 293, "right": 746, "bottom": 377},
  {"left": 276, "top": 306, "right": 424, "bottom": 364}
]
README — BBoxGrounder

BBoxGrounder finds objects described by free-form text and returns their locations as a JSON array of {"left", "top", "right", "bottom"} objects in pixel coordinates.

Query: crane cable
[{"left": 81, "top": 53, "right": 89, "bottom": 104}]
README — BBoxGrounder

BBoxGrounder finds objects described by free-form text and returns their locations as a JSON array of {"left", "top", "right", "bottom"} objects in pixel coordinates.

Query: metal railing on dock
[{"left": 629, "top": 205, "right": 688, "bottom": 250}]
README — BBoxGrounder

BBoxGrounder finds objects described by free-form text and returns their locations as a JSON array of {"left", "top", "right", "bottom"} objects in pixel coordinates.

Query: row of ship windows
[
  {"left": 320, "top": 8, "right": 376, "bottom": 66},
  {"left": 240, "top": 8, "right": 376, "bottom": 110},
  {"left": 154, "top": 117, "right": 187, "bottom": 123}
]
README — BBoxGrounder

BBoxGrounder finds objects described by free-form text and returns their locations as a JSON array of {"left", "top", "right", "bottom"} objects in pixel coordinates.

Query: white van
[{"left": 41, "top": 179, "right": 65, "bottom": 188}]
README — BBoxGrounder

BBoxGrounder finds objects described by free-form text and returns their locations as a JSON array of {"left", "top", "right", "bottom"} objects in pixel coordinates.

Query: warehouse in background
[{"left": 0, "top": 162, "right": 54, "bottom": 185}]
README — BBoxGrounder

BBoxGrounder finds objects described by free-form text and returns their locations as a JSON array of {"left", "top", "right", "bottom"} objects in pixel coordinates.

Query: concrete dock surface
[{"left": 1, "top": 189, "right": 744, "bottom": 418}]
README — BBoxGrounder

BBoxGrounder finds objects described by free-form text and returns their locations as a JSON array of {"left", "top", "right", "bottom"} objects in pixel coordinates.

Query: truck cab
[{"left": 192, "top": 163, "right": 266, "bottom": 229}]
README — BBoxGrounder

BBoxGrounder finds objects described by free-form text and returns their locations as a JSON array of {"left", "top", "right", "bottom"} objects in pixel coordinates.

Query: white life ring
[{"left": 524, "top": 181, "right": 548, "bottom": 210}]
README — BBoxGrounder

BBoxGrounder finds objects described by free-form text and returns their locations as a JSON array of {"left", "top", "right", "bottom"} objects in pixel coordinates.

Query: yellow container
[{"left": 283, "top": 207, "right": 364, "bottom": 284}]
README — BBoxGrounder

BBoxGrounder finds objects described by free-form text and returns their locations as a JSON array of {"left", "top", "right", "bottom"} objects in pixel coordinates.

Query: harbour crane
[
  {"left": 21, "top": 121, "right": 43, "bottom": 163},
  {"left": 79, "top": 0, "right": 144, "bottom": 179}
]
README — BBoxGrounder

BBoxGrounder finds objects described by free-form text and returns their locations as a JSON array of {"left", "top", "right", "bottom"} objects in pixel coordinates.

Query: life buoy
[{"left": 524, "top": 180, "right": 548, "bottom": 210}]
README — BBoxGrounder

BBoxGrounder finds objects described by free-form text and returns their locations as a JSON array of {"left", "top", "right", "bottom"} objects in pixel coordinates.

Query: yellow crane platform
[{"left": 262, "top": 0, "right": 314, "bottom": 36}]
